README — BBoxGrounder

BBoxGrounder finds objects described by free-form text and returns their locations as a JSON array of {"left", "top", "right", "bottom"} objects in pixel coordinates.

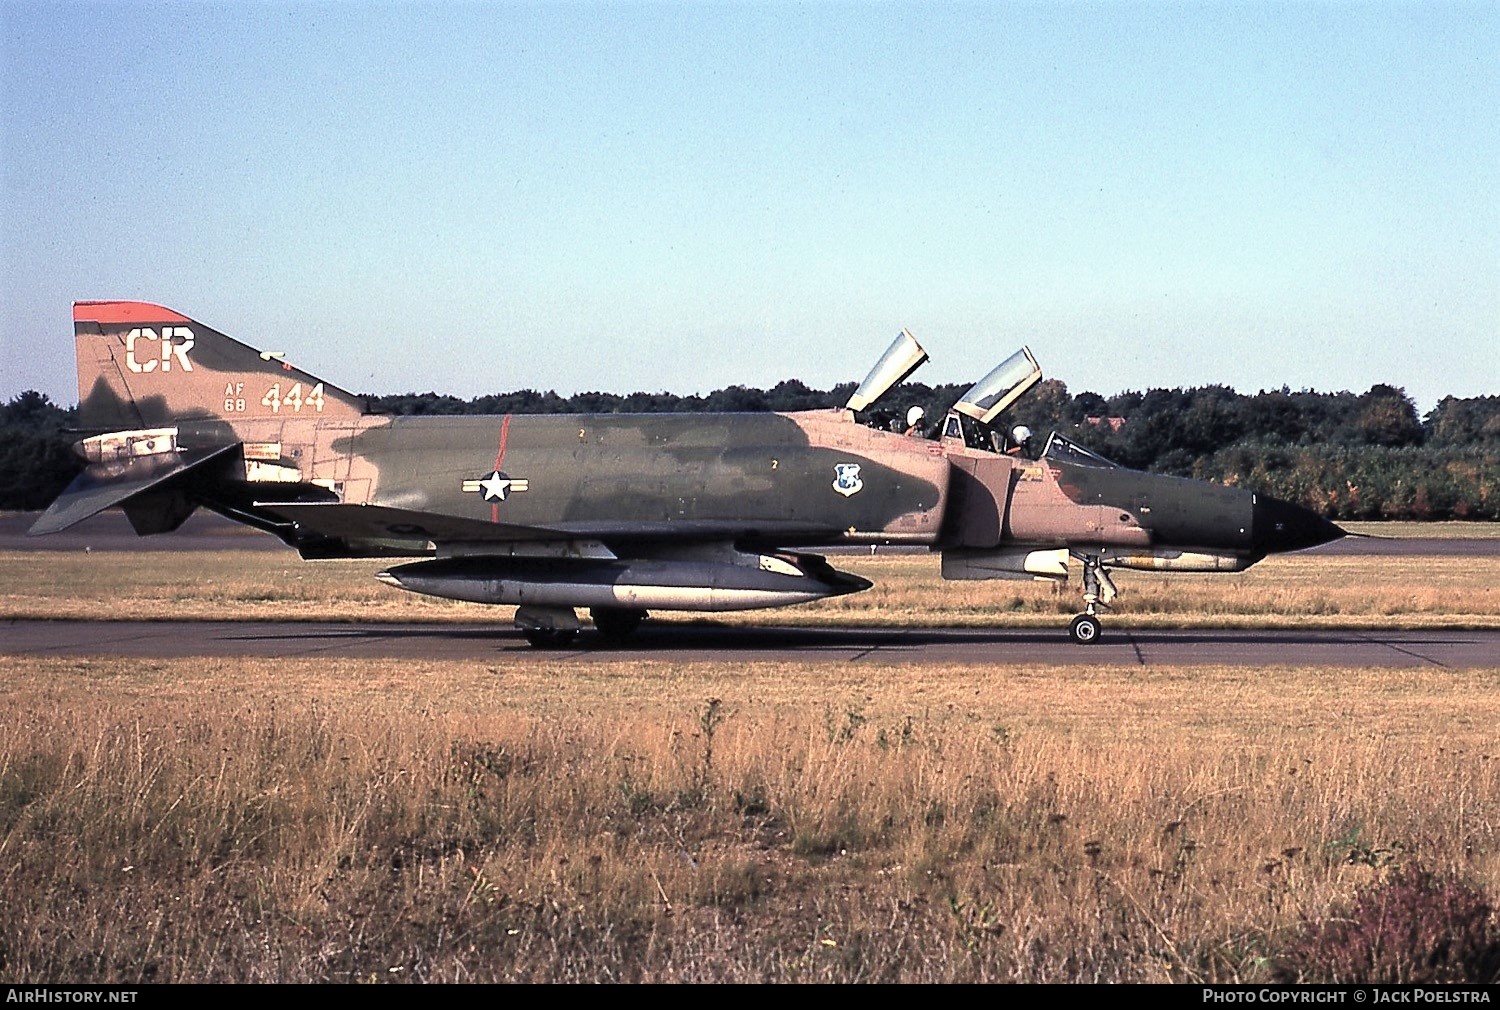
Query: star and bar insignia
[{"left": 462, "top": 470, "right": 530, "bottom": 502}]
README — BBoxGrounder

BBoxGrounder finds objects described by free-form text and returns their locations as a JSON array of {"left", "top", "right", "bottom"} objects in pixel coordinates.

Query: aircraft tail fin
[{"left": 72, "top": 301, "right": 367, "bottom": 430}]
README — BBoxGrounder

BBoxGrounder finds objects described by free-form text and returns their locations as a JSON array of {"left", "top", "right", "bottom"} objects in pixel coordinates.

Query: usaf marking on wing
[{"left": 33, "top": 303, "right": 1345, "bottom": 647}]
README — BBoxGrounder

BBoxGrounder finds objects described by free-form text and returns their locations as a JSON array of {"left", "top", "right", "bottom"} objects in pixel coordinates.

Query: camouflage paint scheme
[{"left": 33, "top": 302, "right": 1344, "bottom": 645}]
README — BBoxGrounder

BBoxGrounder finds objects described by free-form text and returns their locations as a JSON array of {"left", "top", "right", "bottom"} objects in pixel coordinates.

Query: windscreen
[{"left": 1041, "top": 432, "right": 1120, "bottom": 468}]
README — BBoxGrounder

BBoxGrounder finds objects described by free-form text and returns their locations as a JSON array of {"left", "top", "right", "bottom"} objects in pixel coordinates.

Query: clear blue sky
[{"left": 3, "top": 1, "right": 1495, "bottom": 414}]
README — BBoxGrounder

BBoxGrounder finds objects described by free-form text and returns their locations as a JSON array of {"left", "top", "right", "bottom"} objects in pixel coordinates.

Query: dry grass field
[
  {"left": 1, "top": 542, "right": 1496, "bottom": 628},
  {"left": 2, "top": 653, "right": 1498, "bottom": 982},
  {"left": 3, "top": 527, "right": 1497, "bottom": 981}
]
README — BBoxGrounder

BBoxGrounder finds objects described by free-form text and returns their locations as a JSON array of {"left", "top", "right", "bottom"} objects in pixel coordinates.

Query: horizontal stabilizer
[{"left": 28, "top": 444, "right": 241, "bottom": 536}]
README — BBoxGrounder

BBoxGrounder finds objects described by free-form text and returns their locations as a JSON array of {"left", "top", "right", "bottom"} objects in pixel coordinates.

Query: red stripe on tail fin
[{"left": 74, "top": 301, "right": 192, "bottom": 325}]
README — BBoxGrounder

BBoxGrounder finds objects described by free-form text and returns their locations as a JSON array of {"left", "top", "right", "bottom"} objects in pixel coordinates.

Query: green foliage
[
  {"left": 1041, "top": 385, "right": 1494, "bottom": 519},
  {"left": 1198, "top": 442, "right": 1497, "bottom": 520},
  {"left": 1426, "top": 395, "right": 1500, "bottom": 447},
  {"left": 0, "top": 392, "right": 81, "bottom": 510}
]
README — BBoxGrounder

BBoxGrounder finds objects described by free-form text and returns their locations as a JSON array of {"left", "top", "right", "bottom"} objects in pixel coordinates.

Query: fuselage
[
  {"left": 346, "top": 411, "right": 951, "bottom": 547},
  {"left": 165, "top": 408, "right": 1338, "bottom": 563}
]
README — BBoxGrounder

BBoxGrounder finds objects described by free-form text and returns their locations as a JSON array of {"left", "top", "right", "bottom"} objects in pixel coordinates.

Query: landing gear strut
[{"left": 1069, "top": 553, "right": 1117, "bottom": 645}]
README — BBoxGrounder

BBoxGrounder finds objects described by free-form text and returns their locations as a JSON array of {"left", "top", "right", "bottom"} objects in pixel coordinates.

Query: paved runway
[{"left": 4, "top": 619, "right": 1495, "bottom": 668}]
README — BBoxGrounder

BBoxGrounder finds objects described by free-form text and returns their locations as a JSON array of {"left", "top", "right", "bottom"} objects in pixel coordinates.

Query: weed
[
  {"left": 1326, "top": 825, "right": 1405, "bottom": 868},
  {"left": 948, "top": 895, "right": 1005, "bottom": 951},
  {"left": 696, "top": 696, "right": 725, "bottom": 789},
  {"left": 450, "top": 741, "right": 515, "bottom": 789},
  {"left": 733, "top": 784, "right": 771, "bottom": 817},
  {"left": 618, "top": 779, "right": 657, "bottom": 817},
  {"left": 0, "top": 753, "right": 64, "bottom": 832},
  {"left": 1275, "top": 863, "right": 1500, "bottom": 983},
  {"left": 823, "top": 700, "right": 868, "bottom": 743}
]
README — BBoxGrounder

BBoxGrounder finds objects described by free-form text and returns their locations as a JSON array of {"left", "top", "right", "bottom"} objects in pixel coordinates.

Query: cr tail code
[{"left": 125, "top": 327, "right": 194, "bottom": 373}]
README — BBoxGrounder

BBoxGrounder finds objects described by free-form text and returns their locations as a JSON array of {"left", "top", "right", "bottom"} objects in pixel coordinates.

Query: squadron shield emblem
[{"left": 832, "top": 463, "right": 864, "bottom": 498}]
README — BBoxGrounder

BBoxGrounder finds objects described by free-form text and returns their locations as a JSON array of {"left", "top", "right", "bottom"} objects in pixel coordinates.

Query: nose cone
[{"left": 1252, "top": 495, "right": 1346, "bottom": 555}]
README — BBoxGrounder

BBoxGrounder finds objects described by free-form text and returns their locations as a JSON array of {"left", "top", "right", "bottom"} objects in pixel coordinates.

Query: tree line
[{"left": 3, "top": 382, "right": 1495, "bottom": 520}]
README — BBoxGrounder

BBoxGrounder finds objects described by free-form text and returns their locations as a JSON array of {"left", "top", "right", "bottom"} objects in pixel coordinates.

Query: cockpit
[
  {"left": 940, "top": 346, "right": 1043, "bottom": 456},
  {"left": 940, "top": 411, "right": 1005, "bottom": 452},
  {"left": 846, "top": 331, "right": 1117, "bottom": 464}
]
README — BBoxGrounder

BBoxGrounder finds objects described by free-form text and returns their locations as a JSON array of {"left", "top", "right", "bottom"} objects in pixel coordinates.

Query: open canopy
[{"left": 953, "top": 347, "right": 1042, "bottom": 425}]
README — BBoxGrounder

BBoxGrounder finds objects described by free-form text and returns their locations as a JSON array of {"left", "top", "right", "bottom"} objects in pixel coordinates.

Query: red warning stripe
[
  {"left": 491, "top": 414, "right": 513, "bottom": 523},
  {"left": 494, "top": 414, "right": 512, "bottom": 470},
  {"left": 74, "top": 301, "right": 192, "bottom": 325}
]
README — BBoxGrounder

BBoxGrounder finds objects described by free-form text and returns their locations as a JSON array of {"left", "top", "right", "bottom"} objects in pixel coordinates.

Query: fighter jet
[{"left": 31, "top": 301, "right": 1345, "bottom": 646}]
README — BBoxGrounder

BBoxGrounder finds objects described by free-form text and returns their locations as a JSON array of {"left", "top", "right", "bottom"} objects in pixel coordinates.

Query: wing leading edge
[{"left": 253, "top": 501, "right": 845, "bottom": 551}]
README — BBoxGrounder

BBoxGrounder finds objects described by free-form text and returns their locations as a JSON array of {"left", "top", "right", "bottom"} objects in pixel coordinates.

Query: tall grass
[{"left": 2, "top": 655, "right": 1496, "bottom": 982}]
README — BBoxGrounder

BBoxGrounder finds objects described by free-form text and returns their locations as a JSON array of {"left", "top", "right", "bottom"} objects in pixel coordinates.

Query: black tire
[
  {"left": 523, "top": 628, "right": 578, "bottom": 649},
  {"left": 1069, "top": 614, "right": 1102, "bottom": 645},
  {"left": 591, "top": 607, "right": 647, "bottom": 642}
]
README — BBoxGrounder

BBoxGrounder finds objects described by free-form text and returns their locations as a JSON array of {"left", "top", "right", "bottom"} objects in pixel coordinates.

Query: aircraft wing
[
  {"left": 28, "top": 444, "right": 243, "bottom": 536},
  {"left": 253, "top": 502, "right": 566, "bottom": 545},
  {"left": 253, "top": 502, "right": 843, "bottom": 549}
]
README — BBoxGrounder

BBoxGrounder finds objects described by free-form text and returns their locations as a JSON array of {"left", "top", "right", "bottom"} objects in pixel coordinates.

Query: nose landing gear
[
  {"left": 1069, "top": 613, "right": 1102, "bottom": 644},
  {"left": 1069, "top": 553, "right": 1117, "bottom": 645}
]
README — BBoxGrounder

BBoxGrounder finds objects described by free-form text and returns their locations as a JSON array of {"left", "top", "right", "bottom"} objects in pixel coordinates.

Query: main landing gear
[
  {"left": 1068, "top": 553, "right": 1118, "bottom": 645},
  {"left": 524, "top": 627, "right": 578, "bottom": 649},
  {"left": 514, "top": 605, "right": 649, "bottom": 648},
  {"left": 591, "top": 606, "right": 647, "bottom": 644},
  {"left": 515, "top": 605, "right": 580, "bottom": 649}
]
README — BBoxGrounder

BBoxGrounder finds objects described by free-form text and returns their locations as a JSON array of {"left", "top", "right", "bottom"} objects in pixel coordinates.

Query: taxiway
[{"left": 4, "top": 619, "right": 1495, "bottom": 668}]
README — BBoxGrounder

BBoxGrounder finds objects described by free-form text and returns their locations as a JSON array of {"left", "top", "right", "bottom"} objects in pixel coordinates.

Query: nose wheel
[
  {"left": 1068, "top": 552, "right": 1117, "bottom": 645},
  {"left": 1069, "top": 613, "right": 1102, "bottom": 645}
]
